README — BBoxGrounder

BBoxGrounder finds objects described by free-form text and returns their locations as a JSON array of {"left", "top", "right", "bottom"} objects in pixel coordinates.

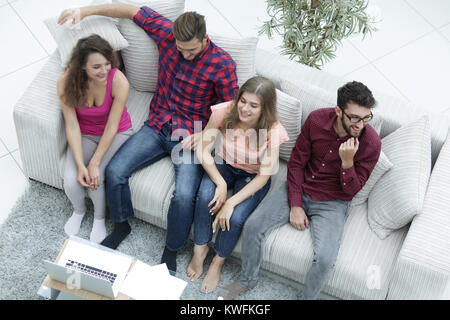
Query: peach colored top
[{"left": 210, "top": 101, "right": 289, "bottom": 174}]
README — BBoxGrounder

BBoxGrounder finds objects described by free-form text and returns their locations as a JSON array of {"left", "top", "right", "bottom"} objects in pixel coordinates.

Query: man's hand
[
  {"left": 181, "top": 132, "right": 202, "bottom": 151},
  {"left": 289, "top": 206, "right": 309, "bottom": 230},
  {"left": 58, "top": 8, "right": 84, "bottom": 28},
  {"left": 339, "top": 137, "right": 359, "bottom": 169}
]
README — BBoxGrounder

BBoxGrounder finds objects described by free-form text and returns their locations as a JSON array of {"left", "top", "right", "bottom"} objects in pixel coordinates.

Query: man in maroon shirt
[{"left": 220, "top": 81, "right": 381, "bottom": 300}]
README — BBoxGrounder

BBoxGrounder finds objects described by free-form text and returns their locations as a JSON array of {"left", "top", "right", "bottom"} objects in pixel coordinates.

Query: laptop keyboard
[{"left": 65, "top": 259, "right": 117, "bottom": 284}]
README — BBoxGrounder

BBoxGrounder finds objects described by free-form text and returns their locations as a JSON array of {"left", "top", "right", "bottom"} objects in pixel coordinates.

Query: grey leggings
[{"left": 63, "top": 129, "right": 133, "bottom": 219}]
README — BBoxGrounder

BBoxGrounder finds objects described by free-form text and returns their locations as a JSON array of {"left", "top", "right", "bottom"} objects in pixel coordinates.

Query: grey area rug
[{"left": 0, "top": 180, "right": 301, "bottom": 300}]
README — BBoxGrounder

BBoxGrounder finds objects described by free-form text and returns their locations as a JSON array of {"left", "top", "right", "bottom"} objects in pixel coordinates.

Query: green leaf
[{"left": 259, "top": 0, "right": 376, "bottom": 69}]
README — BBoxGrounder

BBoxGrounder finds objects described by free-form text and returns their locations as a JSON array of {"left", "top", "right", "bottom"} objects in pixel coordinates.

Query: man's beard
[{"left": 341, "top": 116, "right": 363, "bottom": 138}]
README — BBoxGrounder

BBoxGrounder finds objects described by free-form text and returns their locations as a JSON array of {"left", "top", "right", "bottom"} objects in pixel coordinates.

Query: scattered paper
[{"left": 120, "top": 261, "right": 187, "bottom": 300}]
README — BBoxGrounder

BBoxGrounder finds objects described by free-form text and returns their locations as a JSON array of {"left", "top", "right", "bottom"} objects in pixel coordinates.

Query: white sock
[
  {"left": 64, "top": 211, "right": 85, "bottom": 236},
  {"left": 90, "top": 218, "right": 107, "bottom": 244}
]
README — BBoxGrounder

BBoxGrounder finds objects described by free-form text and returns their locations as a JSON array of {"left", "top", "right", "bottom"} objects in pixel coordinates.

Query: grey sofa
[{"left": 13, "top": 13, "right": 450, "bottom": 300}]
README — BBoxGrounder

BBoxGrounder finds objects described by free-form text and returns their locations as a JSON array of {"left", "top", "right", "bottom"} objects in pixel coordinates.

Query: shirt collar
[{"left": 326, "top": 108, "right": 338, "bottom": 133}]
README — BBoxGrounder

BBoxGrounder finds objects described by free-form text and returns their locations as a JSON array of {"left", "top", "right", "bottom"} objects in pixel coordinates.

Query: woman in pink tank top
[{"left": 56, "top": 35, "right": 132, "bottom": 243}]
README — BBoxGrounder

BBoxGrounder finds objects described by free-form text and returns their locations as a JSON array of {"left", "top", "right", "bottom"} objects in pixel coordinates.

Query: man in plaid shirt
[{"left": 59, "top": 4, "right": 238, "bottom": 273}]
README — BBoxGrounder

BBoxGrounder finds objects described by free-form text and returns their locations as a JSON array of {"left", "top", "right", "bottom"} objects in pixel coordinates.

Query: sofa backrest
[{"left": 254, "top": 48, "right": 450, "bottom": 167}]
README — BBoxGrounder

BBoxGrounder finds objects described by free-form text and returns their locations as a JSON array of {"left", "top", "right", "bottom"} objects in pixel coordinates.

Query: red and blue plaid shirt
[{"left": 133, "top": 7, "right": 239, "bottom": 137}]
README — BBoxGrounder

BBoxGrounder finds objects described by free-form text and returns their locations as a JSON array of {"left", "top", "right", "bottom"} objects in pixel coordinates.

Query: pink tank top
[{"left": 75, "top": 68, "right": 132, "bottom": 136}]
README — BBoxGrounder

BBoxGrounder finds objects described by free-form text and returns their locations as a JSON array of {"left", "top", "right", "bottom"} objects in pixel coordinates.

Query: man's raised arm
[{"left": 58, "top": 4, "right": 140, "bottom": 26}]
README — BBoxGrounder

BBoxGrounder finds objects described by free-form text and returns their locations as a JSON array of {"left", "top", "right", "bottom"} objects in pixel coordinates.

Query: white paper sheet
[{"left": 120, "top": 261, "right": 187, "bottom": 300}]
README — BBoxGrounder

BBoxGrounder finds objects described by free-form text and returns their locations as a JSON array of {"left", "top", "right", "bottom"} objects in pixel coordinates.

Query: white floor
[{"left": 1, "top": 0, "right": 449, "bottom": 225}]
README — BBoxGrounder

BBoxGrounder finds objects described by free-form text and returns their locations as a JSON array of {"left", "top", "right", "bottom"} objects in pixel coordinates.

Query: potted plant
[{"left": 259, "top": 0, "right": 379, "bottom": 69}]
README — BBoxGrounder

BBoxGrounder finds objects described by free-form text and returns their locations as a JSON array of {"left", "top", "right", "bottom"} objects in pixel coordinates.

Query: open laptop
[
  {"left": 43, "top": 237, "right": 133, "bottom": 299},
  {"left": 43, "top": 259, "right": 118, "bottom": 298}
]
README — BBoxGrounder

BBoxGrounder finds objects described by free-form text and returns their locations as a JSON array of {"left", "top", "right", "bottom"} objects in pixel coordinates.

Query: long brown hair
[
  {"left": 223, "top": 76, "right": 278, "bottom": 132},
  {"left": 62, "top": 34, "right": 119, "bottom": 107}
]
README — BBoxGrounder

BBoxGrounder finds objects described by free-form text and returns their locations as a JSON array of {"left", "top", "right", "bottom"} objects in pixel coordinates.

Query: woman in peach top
[{"left": 186, "top": 76, "right": 289, "bottom": 293}]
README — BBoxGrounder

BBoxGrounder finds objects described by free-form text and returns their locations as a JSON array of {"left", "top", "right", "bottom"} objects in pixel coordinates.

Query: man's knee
[
  {"left": 105, "top": 160, "right": 126, "bottom": 185},
  {"left": 196, "top": 182, "right": 215, "bottom": 204},
  {"left": 313, "top": 249, "right": 338, "bottom": 272},
  {"left": 242, "top": 212, "right": 265, "bottom": 240},
  {"left": 173, "top": 183, "right": 199, "bottom": 204}
]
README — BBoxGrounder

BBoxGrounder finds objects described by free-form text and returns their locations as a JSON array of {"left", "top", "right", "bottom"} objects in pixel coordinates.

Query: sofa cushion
[
  {"left": 387, "top": 128, "right": 450, "bottom": 299},
  {"left": 275, "top": 89, "right": 302, "bottom": 162},
  {"left": 113, "top": 0, "right": 185, "bottom": 92},
  {"left": 367, "top": 116, "right": 431, "bottom": 239},
  {"left": 130, "top": 156, "right": 175, "bottom": 228},
  {"left": 350, "top": 151, "right": 393, "bottom": 207},
  {"left": 280, "top": 79, "right": 336, "bottom": 127},
  {"left": 44, "top": 16, "right": 129, "bottom": 67},
  {"left": 125, "top": 87, "right": 154, "bottom": 132}
]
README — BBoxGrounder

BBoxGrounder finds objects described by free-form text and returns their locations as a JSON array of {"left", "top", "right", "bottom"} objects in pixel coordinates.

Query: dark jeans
[
  {"left": 193, "top": 161, "right": 271, "bottom": 258},
  {"left": 105, "top": 121, "right": 204, "bottom": 251}
]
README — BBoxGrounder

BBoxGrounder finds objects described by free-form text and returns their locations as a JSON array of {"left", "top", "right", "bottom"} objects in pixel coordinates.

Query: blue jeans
[
  {"left": 193, "top": 161, "right": 271, "bottom": 258},
  {"left": 105, "top": 121, "right": 204, "bottom": 251},
  {"left": 239, "top": 181, "right": 349, "bottom": 300}
]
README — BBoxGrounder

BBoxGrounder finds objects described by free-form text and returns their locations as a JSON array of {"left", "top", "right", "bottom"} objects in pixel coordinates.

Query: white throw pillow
[
  {"left": 44, "top": 16, "right": 129, "bottom": 67},
  {"left": 350, "top": 150, "right": 393, "bottom": 207},
  {"left": 280, "top": 79, "right": 383, "bottom": 135},
  {"left": 112, "top": 0, "right": 185, "bottom": 92},
  {"left": 275, "top": 89, "right": 302, "bottom": 162},
  {"left": 367, "top": 116, "right": 431, "bottom": 239}
]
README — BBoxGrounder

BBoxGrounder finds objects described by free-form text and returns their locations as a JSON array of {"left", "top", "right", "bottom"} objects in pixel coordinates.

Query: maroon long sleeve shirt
[{"left": 287, "top": 108, "right": 381, "bottom": 208}]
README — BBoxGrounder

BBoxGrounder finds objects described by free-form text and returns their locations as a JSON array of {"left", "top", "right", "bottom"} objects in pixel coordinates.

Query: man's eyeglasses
[{"left": 340, "top": 108, "right": 373, "bottom": 124}]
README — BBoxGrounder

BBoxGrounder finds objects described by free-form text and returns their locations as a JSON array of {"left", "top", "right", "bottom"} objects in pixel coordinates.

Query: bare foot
[
  {"left": 186, "top": 244, "right": 210, "bottom": 281},
  {"left": 200, "top": 255, "right": 225, "bottom": 293}
]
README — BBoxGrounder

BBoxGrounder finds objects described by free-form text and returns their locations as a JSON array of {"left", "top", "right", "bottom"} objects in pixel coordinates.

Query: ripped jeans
[{"left": 193, "top": 160, "right": 271, "bottom": 258}]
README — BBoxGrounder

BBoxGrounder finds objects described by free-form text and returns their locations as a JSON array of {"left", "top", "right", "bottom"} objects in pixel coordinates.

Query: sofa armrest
[
  {"left": 387, "top": 128, "right": 450, "bottom": 299},
  {"left": 13, "top": 52, "right": 66, "bottom": 189}
]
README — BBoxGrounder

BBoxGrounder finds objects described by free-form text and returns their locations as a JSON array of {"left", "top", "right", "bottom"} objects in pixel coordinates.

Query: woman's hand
[
  {"left": 87, "top": 162, "right": 100, "bottom": 190},
  {"left": 212, "top": 201, "right": 235, "bottom": 232},
  {"left": 77, "top": 165, "right": 91, "bottom": 188},
  {"left": 208, "top": 182, "right": 227, "bottom": 214}
]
